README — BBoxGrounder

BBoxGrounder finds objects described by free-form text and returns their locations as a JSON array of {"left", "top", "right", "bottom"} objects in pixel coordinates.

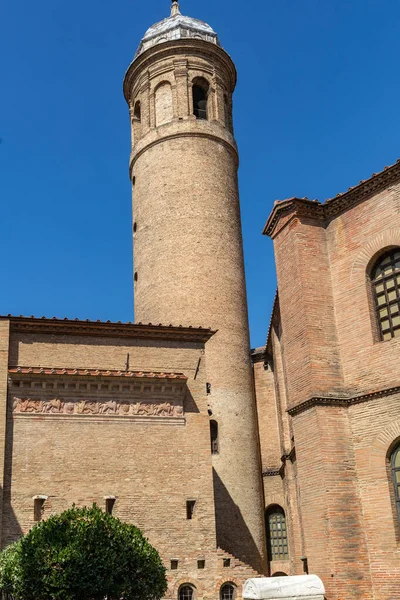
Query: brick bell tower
[{"left": 123, "top": 1, "right": 267, "bottom": 573}]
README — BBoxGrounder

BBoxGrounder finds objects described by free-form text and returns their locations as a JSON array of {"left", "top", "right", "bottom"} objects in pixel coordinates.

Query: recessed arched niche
[{"left": 155, "top": 81, "right": 173, "bottom": 127}]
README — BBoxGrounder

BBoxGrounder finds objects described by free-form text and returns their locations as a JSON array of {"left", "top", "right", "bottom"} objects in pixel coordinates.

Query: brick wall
[
  {"left": 1, "top": 321, "right": 258, "bottom": 600},
  {"left": 261, "top": 173, "right": 400, "bottom": 599}
]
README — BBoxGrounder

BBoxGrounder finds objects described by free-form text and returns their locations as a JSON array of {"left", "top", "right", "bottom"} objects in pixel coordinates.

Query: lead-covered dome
[{"left": 136, "top": 1, "right": 220, "bottom": 57}]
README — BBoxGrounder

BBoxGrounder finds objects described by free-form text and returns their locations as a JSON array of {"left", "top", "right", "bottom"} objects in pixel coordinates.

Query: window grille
[
  {"left": 192, "top": 80, "right": 209, "bottom": 120},
  {"left": 220, "top": 584, "right": 236, "bottom": 600},
  {"left": 372, "top": 249, "right": 400, "bottom": 341},
  {"left": 179, "top": 585, "right": 194, "bottom": 600},
  {"left": 392, "top": 445, "right": 400, "bottom": 522},
  {"left": 266, "top": 506, "right": 289, "bottom": 560}
]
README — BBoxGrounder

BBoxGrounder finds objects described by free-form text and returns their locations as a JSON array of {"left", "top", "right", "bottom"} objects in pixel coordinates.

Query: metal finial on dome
[{"left": 171, "top": 1, "right": 181, "bottom": 16}]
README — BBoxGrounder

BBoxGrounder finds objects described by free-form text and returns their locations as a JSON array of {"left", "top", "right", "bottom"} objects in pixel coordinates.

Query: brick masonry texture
[
  {"left": 4, "top": 5, "right": 400, "bottom": 599},
  {"left": 1, "top": 319, "right": 258, "bottom": 600},
  {"left": 260, "top": 173, "right": 400, "bottom": 599},
  {"left": 124, "top": 38, "right": 266, "bottom": 574}
]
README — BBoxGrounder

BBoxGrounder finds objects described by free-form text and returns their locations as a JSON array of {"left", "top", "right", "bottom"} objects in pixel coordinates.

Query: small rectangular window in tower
[
  {"left": 105, "top": 497, "right": 116, "bottom": 514},
  {"left": 186, "top": 500, "right": 196, "bottom": 520},
  {"left": 197, "top": 559, "right": 205, "bottom": 569},
  {"left": 33, "top": 496, "right": 47, "bottom": 522},
  {"left": 223, "top": 558, "right": 231, "bottom": 568},
  {"left": 170, "top": 559, "right": 178, "bottom": 570}
]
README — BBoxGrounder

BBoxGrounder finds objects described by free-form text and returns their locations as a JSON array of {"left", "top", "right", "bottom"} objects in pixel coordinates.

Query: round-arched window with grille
[
  {"left": 266, "top": 505, "right": 289, "bottom": 561},
  {"left": 179, "top": 585, "right": 195, "bottom": 600},
  {"left": 391, "top": 445, "right": 400, "bottom": 522},
  {"left": 220, "top": 583, "right": 236, "bottom": 600},
  {"left": 371, "top": 249, "right": 400, "bottom": 341}
]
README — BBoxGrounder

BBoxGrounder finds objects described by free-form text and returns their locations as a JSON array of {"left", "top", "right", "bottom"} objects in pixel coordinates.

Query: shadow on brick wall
[
  {"left": 212, "top": 468, "right": 263, "bottom": 573},
  {"left": 1, "top": 412, "right": 23, "bottom": 547}
]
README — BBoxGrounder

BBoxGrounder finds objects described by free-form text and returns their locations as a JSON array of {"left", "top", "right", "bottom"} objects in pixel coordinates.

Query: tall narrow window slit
[{"left": 192, "top": 79, "right": 209, "bottom": 120}]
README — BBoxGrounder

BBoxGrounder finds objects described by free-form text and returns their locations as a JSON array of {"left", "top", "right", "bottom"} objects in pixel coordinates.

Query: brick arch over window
[
  {"left": 369, "top": 420, "right": 400, "bottom": 469},
  {"left": 220, "top": 582, "right": 237, "bottom": 600},
  {"left": 214, "top": 578, "right": 240, "bottom": 593},
  {"left": 367, "top": 420, "right": 400, "bottom": 535},
  {"left": 173, "top": 578, "right": 202, "bottom": 598},
  {"left": 350, "top": 229, "right": 400, "bottom": 282}
]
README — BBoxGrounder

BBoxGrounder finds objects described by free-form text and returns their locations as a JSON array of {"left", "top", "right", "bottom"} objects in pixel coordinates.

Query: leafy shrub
[{"left": 0, "top": 505, "right": 167, "bottom": 600}]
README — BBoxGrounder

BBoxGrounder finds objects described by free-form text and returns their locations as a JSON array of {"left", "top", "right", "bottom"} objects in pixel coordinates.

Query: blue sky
[{"left": 1, "top": 0, "right": 399, "bottom": 347}]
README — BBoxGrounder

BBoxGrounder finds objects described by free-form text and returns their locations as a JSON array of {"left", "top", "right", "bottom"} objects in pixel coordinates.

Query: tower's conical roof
[{"left": 135, "top": 2, "right": 220, "bottom": 57}]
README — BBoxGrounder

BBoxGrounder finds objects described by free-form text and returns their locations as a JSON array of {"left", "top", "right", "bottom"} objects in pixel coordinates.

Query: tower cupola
[{"left": 135, "top": 2, "right": 220, "bottom": 57}]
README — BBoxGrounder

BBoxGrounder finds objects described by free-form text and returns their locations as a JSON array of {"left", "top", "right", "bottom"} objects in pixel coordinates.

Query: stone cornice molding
[
  {"left": 263, "top": 198, "right": 324, "bottom": 238},
  {"left": 2, "top": 316, "right": 215, "bottom": 343},
  {"left": 9, "top": 366, "right": 187, "bottom": 380},
  {"left": 250, "top": 348, "right": 266, "bottom": 364},
  {"left": 129, "top": 129, "right": 238, "bottom": 176},
  {"left": 263, "top": 159, "right": 400, "bottom": 239},
  {"left": 262, "top": 467, "right": 280, "bottom": 477},
  {"left": 288, "top": 385, "right": 400, "bottom": 416}
]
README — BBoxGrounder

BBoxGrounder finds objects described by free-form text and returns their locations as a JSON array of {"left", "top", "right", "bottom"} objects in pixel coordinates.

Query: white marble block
[{"left": 243, "top": 575, "right": 325, "bottom": 600}]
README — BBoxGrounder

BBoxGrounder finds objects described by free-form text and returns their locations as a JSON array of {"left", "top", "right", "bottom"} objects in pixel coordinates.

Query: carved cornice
[
  {"left": 288, "top": 385, "right": 400, "bottom": 416},
  {"left": 2, "top": 316, "right": 215, "bottom": 343},
  {"left": 281, "top": 447, "right": 296, "bottom": 463},
  {"left": 250, "top": 347, "right": 266, "bottom": 364},
  {"left": 9, "top": 367, "right": 187, "bottom": 380},
  {"left": 263, "top": 159, "right": 400, "bottom": 238},
  {"left": 263, "top": 198, "right": 324, "bottom": 238},
  {"left": 124, "top": 40, "right": 237, "bottom": 101},
  {"left": 262, "top": 467, "right": 280, "bottom": 477}
]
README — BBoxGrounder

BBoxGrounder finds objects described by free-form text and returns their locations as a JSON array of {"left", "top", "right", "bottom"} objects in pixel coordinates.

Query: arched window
[
  {"left": 220, "top": 583, "right": 236, "bottom": 600},
  {"left": 179, "top": 585, "right": 195, "bottom": 600},
  {"left": 371, "top": 249, "right": 400, "bottom": 341},
  {"left": 266, "top": 505, "right": 289, "bottom": 561},
  {"left": 133, "top": 100, "right": 141, "bottom": 121},
  {"left": 391, "top": 445, "right": 400, "bottom": 522},
  {"left": 210, "top": 420, "right": 219, "bottom": 454},
  {"left": 192, "top": 79, "right": 209, "bottom": 120}
]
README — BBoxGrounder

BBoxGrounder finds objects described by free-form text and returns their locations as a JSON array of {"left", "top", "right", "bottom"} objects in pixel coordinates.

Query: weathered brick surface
[
  {"left": 326, "top": 183, "right": 400, "bottom": 392},
  {"left": 261, "top": 173, "right": 400, "bottom": 599},
  {"left": 124, "top": 39, "right": 266, "bottom": 573},
  {"left": 1, "top": 319, "right": 258, "bottom": 599},
  {"left": 253, "top": 360, "right": 280, "bottom": 471},
  {"left": 0, "top": 321, "right": 10, "bottom": 544}
]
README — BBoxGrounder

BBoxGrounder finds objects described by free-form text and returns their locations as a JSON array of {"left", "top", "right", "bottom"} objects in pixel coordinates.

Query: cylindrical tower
[{"left": 124, "top": 2, "right": 266, "bottom": 573}]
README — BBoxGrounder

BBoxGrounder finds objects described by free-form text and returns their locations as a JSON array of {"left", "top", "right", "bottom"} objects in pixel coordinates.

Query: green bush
[{"left": 0, "top": 505, "right": 167, "bottom": 600}]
